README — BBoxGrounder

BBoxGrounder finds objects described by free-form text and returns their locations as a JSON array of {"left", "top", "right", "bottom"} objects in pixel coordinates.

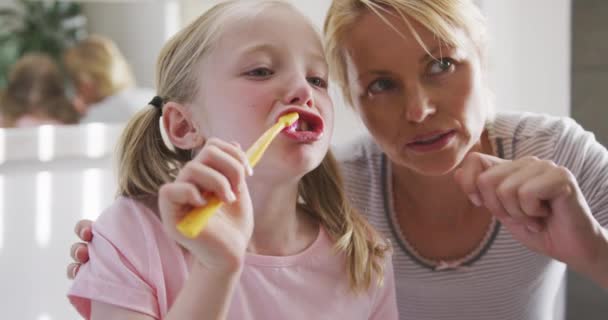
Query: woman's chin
[
  {"left": 394, "top": 153, "right": 462, "bottom": 177},
  {"left": 411, "top": 163, "right": 458, "bottom": 177}
]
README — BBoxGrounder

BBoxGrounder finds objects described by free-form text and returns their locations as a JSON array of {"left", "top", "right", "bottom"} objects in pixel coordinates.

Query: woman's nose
[{"left": 404, "top": 85, "right": 435, "bottom": 123}]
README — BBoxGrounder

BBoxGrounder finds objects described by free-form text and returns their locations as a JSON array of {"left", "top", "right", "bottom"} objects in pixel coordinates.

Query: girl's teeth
[
  {"left": 302, "top": 121, "right": 310, "bottom": 131},
  {"left": 296, "top": 120, "right": 310, "bottom": 132}
]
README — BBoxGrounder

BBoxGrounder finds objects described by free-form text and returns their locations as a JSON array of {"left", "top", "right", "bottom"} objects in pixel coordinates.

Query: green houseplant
[{"left": 0, "top": 0, "right": 87, "bottom": 88}]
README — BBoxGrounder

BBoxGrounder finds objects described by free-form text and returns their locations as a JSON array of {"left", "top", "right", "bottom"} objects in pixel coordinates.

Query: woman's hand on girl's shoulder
[
  {"left": 67, "top": 219, "right": 93, "bottom": 279},
  {"left": 158, "top": 138, "right": 254, "bottom": 274}
]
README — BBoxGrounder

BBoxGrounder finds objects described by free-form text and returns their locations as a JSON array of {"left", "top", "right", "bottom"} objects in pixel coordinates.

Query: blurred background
[{"left": 0, "top": 0, "right": 605, "bottom": 319}]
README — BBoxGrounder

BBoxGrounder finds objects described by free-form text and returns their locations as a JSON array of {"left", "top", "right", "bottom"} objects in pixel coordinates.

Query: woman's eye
[
  {"left": 246, "top": 68, "right": 273, "bottom": 77},
  {"left": 308, "top": 77, "right": 328, "bottom": 88},
  {"left": 428, "top": 58, "right": 454, "bottom": 75},
  {"left": 368, "top": 78, "right": 396, "bottom": 94}
]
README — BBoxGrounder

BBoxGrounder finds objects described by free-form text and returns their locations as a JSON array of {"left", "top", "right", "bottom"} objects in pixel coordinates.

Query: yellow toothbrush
[{"left": 177, "top": 112, "right": 300, "bottom": 238}]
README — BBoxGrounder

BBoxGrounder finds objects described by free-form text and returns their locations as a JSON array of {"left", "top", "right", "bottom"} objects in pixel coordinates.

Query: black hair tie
[{"left": 149, "top": 96, "right": 164, "bottom": 113}]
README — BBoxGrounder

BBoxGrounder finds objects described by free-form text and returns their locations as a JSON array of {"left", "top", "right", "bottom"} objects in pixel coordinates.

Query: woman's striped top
[{"left": 335, "top": 112, "right": 608, "bottom": 320}]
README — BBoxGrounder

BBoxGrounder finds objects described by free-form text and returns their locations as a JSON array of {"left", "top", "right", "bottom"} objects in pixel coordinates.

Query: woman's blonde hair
[
  {"left": 117, "top": 0, "right": 388, "bottom": 292},
  {"left": 0, "top": 53, "right": 80, "bottom": 126},
  {"left": 63, "top": 34, "right": 135, "bottom": 100},
  {"left": 324, "top": 0, "right": 487, "bottom": 105}
]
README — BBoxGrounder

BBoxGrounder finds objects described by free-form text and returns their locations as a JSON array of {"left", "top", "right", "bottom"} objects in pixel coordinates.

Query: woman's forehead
[
  {"left": 346, "top": 9, "right": 473, "bottom": 59},
  {"left": 345, "top": 12, "right": 438, "bottom": 56}
]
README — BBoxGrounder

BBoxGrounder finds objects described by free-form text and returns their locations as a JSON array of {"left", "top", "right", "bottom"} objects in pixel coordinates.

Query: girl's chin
[{"left": 257, "top": 157, "right": 324, "bottom": 179}]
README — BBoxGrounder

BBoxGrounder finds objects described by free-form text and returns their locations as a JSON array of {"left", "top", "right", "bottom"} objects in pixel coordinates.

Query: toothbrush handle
[
  {"left": 176, "top": 120, "right": 287, "bottom": 238},
  {"left": 176, "top": 197, "right": 223, "bottom": 238}
]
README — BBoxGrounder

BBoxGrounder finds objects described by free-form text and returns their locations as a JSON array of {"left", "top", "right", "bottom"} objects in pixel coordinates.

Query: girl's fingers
[
  {"left": 196, "top": 144, "right": 248, "bottom": 194},
  {"left": 195, "top": 138, "right": 252, "bottom": 176},
  {"left": 158, "top": 182, "right": 207, "bottom": 225},
  {"left": 177, "top": 162, "right": 237, "bottom": 203}
]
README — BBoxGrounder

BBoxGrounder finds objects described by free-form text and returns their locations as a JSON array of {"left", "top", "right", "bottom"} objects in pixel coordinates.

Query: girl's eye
[
  {"left": 368, "top": 78, "right": 396, "bottom": 94},
  {"left": 308, "top": 77, "right": 328, "bottom": 88},
  {"left": 428, "top": 58, "right": 454, "bottom": 75},
  {"left": 246, "top": 68, "right": 274, "bottom": 77}
]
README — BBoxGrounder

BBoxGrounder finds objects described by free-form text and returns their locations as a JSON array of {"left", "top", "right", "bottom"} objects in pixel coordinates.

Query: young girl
[{"left": 67, "top": 1, "right": 397, "bottom": 319}]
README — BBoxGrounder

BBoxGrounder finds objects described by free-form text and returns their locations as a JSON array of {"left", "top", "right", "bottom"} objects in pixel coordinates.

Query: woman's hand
[
  {"left": 67, "top": 219, "right": 93, "bottom": 279},
  {"left": 158, "top": 138, "right": 254, "bottom": 274},
  {"left": 454, "top": 152, "right": 608, "bottom": 285}
]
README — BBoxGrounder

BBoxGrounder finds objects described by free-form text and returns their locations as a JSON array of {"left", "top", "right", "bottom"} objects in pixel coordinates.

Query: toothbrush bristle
[{"left": 280, "top": 112, "right": 299, "bottom": 127}]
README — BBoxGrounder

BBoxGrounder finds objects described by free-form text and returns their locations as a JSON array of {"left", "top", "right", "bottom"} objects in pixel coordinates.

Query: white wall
[
  {"left": 0, "top": 124, "right": 124, "bottom": 320},
  {"left": 81, "top": 1, "right": 180, "bottom": 89},
  {"left": 480, "top": 0, "right": 571, "bottom": 116}
]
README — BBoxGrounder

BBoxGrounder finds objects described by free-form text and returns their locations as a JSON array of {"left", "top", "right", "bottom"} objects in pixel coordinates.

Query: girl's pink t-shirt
[{"left": 68, "top": 197, "right": 398, "bottom": 319}]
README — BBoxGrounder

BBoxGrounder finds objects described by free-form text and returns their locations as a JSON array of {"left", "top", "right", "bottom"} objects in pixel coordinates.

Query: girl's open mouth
[{"left": 279, "top": 109, "right": 324, "bottom": 142}]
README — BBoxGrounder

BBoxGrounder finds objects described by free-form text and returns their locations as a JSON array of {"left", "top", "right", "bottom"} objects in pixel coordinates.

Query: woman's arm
[
  {"left": 455, "top": 152, "right": 608, "bottom": 289},
  {"left": 586, "top": 228, "right": 608, "bottom": 288},
  {"left": 455, "top": 117, "right": 608, "bottom": 289}
]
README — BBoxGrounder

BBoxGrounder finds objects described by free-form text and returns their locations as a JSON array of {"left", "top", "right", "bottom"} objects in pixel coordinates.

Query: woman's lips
[{"left": 405, "top": 130, "right": 456, "bottom": 153}]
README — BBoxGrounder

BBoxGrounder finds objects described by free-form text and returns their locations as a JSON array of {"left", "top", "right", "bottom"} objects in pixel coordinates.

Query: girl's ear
[{"left": 162, "top": 101, "right": 205, "bottom": 150}]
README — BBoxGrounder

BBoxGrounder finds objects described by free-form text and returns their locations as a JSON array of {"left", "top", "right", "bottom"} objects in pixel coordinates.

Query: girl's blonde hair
[
  {"left": 0, "top": 53, "right": 80, "bottom": 126},
  {"left": 324, "top": 0, "right": 488, "bottom": 105},
  {"left": 63, "top": 35, "right": 135, "bottom": 100},
  {"left": 117, "top": 0, "right": 388, "bottom": 292}
]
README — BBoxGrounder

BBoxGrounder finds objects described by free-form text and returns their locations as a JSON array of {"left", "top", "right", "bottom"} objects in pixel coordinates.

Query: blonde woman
[
  {"left": 323, "top": 0, "right": 608, "bottom": 319},
  {"left": 67, "top": 1, "right": 397, "bottom": 319},
  {"left": 63, "top": 35, "right": 154, "bottom": 123},
  {"left": 69, "top": 0, "right": 608, "bottom": 319},
  {"left": 0, "top": 53, "right": 80, "bottom": 127}
]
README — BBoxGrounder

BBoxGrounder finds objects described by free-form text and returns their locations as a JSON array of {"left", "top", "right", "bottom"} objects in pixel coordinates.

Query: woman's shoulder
[
  {"left": 489, "top": 111, "right": 599, "bottom": 163},
  {"left": 490, "top": 111, "right": 579, "bottom": 141}
]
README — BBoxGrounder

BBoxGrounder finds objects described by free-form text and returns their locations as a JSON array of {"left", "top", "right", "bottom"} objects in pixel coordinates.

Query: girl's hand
[
  {"left": 454, "top": 152, "right": 607, "bottom": 278},
  {"left": 159, "top": 138, "right": 254, "bottom": 273}
]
